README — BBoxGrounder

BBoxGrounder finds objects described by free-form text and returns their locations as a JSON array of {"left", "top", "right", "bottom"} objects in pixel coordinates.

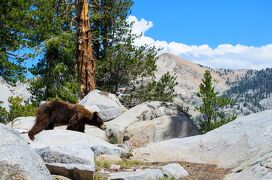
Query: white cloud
[
  {"left": 127, "top": 16, "right": 153, "bottom": 35},
  {"left": 128, "top": 15, "right": 272, "bottom": 70}
]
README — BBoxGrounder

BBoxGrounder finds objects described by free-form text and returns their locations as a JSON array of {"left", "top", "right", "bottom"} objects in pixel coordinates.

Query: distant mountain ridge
[
  {"left": 225, "top": 68, "right": 272, "bottom": 115},
  {"left": 155, "top": 53, "right": 272, "bottom": 116}
]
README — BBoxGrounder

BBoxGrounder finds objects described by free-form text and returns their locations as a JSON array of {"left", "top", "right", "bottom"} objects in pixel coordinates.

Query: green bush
[
  {"left": 0, "top": 104, "right": 9, "bottom": 124},
  {"left": 122, "top": 72, "right": 178, "bottom": 107},
  {"left": 108, "top": 135, "right": 118, "bottom": 144},
  {"left": 7, "top": 96, "right": 37, "bottom": 123}
]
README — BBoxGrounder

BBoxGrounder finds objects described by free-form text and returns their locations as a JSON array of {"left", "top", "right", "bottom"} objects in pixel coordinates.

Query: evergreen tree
[
  {"left": 29, "top": 0, "right": 178, "bottom": 106},
  {"left": 0, "top": 0, "right": 75, "bottom": 83},
  {"left": 123, "top": 72, "right": 178, "bottom": 107},
  {"left": 197, "top": 70, "right": 236, "bottom": 133},
  {"left": 29, "top": 33, "right": 78, "bottom": 104},
  {"left": 0, "top": 0, "right": 32, "bottom": 83}
]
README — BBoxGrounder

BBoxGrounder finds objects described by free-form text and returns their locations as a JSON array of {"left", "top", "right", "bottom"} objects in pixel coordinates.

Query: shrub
[
  {"left": 8, "top": 96, "right": 37, "bottom": 122},
  {"left": 0, "top": 104, "right": 9, "bottom": 124},
  {"left": 108, "top": 135, "right": 118, "bottom": 144}
]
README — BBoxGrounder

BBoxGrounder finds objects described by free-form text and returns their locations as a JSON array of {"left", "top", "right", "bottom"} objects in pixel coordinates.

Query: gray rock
[
  {"left": 106, "top": 101, "right": 199, "bottom": 144},
  {"left": 0, "top": 124, "right": 51, "bottom": 180},
  {"left": 132, "top": 110, "right": 272, "bottom": 172},
  {"left": 7, "top": 116, "right": 36, "bottom": 133},
  {"left": 92, "top": 146, "right": 122, "bottom": 157},
  {"left": 57, "top": 125, "right": 108, "bottom": 141},
  {"left": 108, "top": 169, "right": 164, "bottom": 180},
  {"left": 124, "top": 115, "right": 200, "bottom": 148},
  {"left": 30, "top": 129, "right": 95, "bottom": 180},
  {"left": 79, "top": 90, "right": 127, "bottom": 121},
  {"left": 161, "top": 163, "right": 189, "bottom": 179},
  {"left": 84, "top": 135, "right": 129, "bottom": 157},
  {"left": 225, "top": 153, "right": 272, "bottom": 180}
]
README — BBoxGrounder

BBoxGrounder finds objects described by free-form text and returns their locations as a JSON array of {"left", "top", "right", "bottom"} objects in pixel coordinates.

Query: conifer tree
[{"left": 197, "top": 70, "right": 236, "bottom": 133}]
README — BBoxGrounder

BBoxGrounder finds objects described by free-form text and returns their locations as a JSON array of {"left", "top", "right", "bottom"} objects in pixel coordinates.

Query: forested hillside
[{"left": 225, "top": 68, "right": 272, "bottom": 115}]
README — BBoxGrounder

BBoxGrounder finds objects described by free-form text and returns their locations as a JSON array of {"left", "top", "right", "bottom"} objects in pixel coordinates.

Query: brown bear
[{"left": 28, "top": 100, "right": 106, "bottom": 140}]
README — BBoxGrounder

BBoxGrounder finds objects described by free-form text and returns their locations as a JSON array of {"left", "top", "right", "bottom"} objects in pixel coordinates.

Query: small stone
[
  {"left": 109, "top": 164, "right": 121, "bottom": 172},
  {"left": 161, "top": 163, "right": 189, "bottom": 179}
]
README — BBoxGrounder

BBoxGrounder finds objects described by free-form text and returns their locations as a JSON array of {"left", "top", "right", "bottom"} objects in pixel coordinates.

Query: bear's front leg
[
  {"left": 67, "top": 114, "right": 85, "bottom": 132},
  {"left": 28, "top": 115, "right": 51, "bottom": 140}
]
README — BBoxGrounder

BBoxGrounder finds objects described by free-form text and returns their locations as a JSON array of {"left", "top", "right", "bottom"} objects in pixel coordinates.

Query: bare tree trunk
[{"left": 76, "top": 0, "right": 95, "bottom": 98}]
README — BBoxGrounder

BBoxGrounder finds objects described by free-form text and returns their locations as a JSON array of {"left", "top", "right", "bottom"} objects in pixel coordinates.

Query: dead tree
[{"left": 76, "top": 0, "right": 95, "bottom": 98}]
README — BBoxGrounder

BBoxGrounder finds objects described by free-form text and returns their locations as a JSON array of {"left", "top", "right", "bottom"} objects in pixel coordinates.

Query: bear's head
[{"left": 87, "top": 112, "right": 106, "bottom": 130}]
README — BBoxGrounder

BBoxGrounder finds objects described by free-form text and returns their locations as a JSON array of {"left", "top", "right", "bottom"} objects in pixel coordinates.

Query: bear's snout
[{"left": 100, "top": 124, "right": 107, "bottom": 130}]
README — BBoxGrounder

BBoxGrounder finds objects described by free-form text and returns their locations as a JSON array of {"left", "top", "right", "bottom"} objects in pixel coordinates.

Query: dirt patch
[
  {"left": 180, "top": 161, "right": 230, "bottom": 180},
  {"left": 94, "top": 161, "right": 230, "bottom": 180}
]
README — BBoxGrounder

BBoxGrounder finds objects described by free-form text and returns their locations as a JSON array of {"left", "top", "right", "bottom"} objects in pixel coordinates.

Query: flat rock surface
[{"left": 132, "top": 110, "right": 272, "bottom": 172}]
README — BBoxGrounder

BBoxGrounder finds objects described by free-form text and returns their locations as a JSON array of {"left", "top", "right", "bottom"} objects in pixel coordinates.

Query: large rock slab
[
  {"left": 225, "top": 153, "right": 272, "bottom": 180},
  {"left": 132, "top": 110, "right": 272, "bottom": 171},
  {"left": 0, "top": 124, "right": 51, "bottom": 180},
  {"left": 30, "top": 129, "right": 95, "bottom": 180},
  {"left": 79, "top": 90, "right": 127, "bottom": 121},
  {"left": 106, "top": 101, "right": 199, "bottom": 143},
  {"left": 124, "top": 115, "right": 200, "bottom": 148},
  {"left": 7, "top": 116, "right": 35, "bottom": 133},
  {"left": 57, "top": 125, "right": 108, "bottom": 141}
]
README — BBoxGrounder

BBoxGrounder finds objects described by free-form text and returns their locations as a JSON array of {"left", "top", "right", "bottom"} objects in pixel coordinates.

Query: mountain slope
[{"left": 155, "top": 53, "right": 247, "bottom": 116}]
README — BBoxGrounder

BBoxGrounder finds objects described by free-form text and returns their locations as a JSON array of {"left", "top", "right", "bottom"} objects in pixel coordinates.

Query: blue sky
[
  {"left": 24, "top": 0, "right": 272, "bottom": 72},
  {"left": 129, "top": 0, "right": 272, "bottom": 69},
  {"left": 132, "top": 0, "right": 272, "bottom": 48}
]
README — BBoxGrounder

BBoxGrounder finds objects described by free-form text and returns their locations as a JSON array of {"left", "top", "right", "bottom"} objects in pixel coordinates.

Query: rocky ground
[
  {"left": 94, "top": 161, "right": 230, "bottom": 180},
  {"left": 1, "top": 90, "right": 271, "bottom": 180}
]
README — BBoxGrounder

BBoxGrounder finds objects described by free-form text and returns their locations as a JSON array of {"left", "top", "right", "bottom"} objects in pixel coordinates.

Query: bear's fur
[{"left": 28, "top": 100, "right": 106, "bottom": 140}]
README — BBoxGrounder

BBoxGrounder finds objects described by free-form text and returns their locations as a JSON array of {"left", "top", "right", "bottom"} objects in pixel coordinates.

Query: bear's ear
[{"left": 92, "top": 112, "right": 102, "bottom": 122}]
